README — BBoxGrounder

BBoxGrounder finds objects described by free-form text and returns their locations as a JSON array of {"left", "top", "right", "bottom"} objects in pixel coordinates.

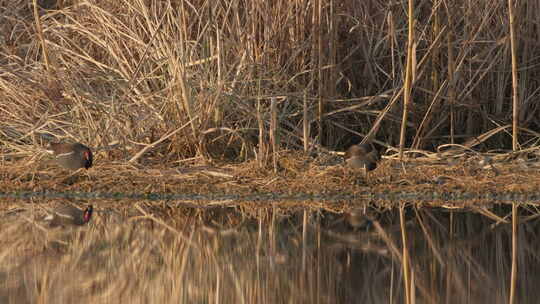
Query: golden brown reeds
[
  {"left": 508, "top": 0, "right": 519, "bottom": 152},
  {"left": 399, "top": 0, "right": 415, "bottom": 162},
  {"left": 1, "top": 0, "right": 538, "bottom": 167},
  {"left": 400, "top": 203, "right": 412, "bottom": 304},
  {"left": 509, "top": 202, "right": 518, "bottom": 304}
]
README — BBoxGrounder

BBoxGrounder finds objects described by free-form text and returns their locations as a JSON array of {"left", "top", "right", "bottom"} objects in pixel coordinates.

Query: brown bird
[
  {"left": 46, "top": 142, "right": 93, "bottom": 170},
  {"left": 344, "top": 143, "right": 380, "bottom": 171},
  {"left": 44, "top": 205, "right": 93, "bottom": 227}
]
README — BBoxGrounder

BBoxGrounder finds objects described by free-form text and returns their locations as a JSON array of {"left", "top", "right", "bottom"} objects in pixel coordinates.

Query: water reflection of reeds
[{"left": 0, "top": 204, "right": 539, "bottom": 303}]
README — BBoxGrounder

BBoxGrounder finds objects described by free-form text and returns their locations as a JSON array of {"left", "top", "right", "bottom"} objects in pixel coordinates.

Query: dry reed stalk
[
  {"left": 270, "top": 98, "right": 278, "bottom": 173},
  {"left": 328, "top": 0, "right": 337, "bottom": 102},
  {"left": 445, "top": 211, "right": 454, "bottom": 304},
  {"left": 509, "top": 202, "right": 518, "bottom": 304},
  {"left": 411, "top": 269, "right": 416, "bottom": 303},
  {"left": 431, "top": 5, "right": 441, "bottom": 92},
  {"left": 313, "top": 0, "right": 324, "bottom": 146},
  {"left": 390, "top": 259, "right": 395, "bottom": 303},
  {"left": 302, "top": 209, "right": 308, "bottom": 273},
  {"left": 256, "top": 96, "right": 266, "bottom": 168},
  {"left": 299, "top": 209, "right": 308, "bottom": 300},
  {"left": 508, "top": 0, "right": 519, "bottom": 151},
  {"left": 303, "top": 91, "right": 309, "bottom": 152},
  {"left": 32, "top": 0, "right": 50, "bottom": 72},
  {"left": 316, "top": 211, "right": 321, "bottom": 304},
  {"left": 256, "top": 209, "right": 262, "bottom": 271},
  {"left": 399, "top": 203, "right": 411, "bottom": 304},
  {"left": 446, "top": 8, "right": 456, "bottom": 145},
  {"left": 388, "top": 11, "right": 396, "bottom": 81},
  {"left": 270, "top": 206, "right": 276, "bottom": 260},
  {"left": 216, "top": 27, "right": 222, "bottom": 87},
  {"left": 399, "top": 0, "right": 415, "bottom": 162}
]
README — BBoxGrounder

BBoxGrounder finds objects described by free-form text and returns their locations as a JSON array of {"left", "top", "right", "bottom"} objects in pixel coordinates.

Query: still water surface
[{"left": 0, "top": 195, "right": 538, "bottom": 303}]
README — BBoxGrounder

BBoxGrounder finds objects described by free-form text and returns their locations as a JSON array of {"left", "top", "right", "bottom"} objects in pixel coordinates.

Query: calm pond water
[{"left": 0, "top": 196, "right": 539, "bottom": 303}]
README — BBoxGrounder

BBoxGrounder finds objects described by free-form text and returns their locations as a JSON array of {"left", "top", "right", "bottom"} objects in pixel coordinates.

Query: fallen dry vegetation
[{"left": 1, "top": 149, "right": 540, "bottom": 212}]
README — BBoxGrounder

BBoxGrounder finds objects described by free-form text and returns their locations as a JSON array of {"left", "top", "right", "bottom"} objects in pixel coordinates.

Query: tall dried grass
[{"left": 1, "top": 0, "right": 539, "bottom": 167}]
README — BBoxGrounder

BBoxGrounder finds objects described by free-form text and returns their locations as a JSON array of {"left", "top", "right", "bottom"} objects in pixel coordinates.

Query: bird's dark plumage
[{"left": 344, "top": 143, "right": 379, "bottom": 171}]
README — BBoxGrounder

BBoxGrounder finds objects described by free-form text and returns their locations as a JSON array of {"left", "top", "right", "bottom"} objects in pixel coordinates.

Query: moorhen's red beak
[
  {"left": 83, "top": 205, "right": 93, "bottom": 223},
  {"left": 84, "top": 150, "right": 93, "bottom": 169}
]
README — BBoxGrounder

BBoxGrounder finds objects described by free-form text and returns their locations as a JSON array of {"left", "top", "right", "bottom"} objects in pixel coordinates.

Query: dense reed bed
[{"left": 1, "top": 0, "right": 539, "bottom": 166}]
